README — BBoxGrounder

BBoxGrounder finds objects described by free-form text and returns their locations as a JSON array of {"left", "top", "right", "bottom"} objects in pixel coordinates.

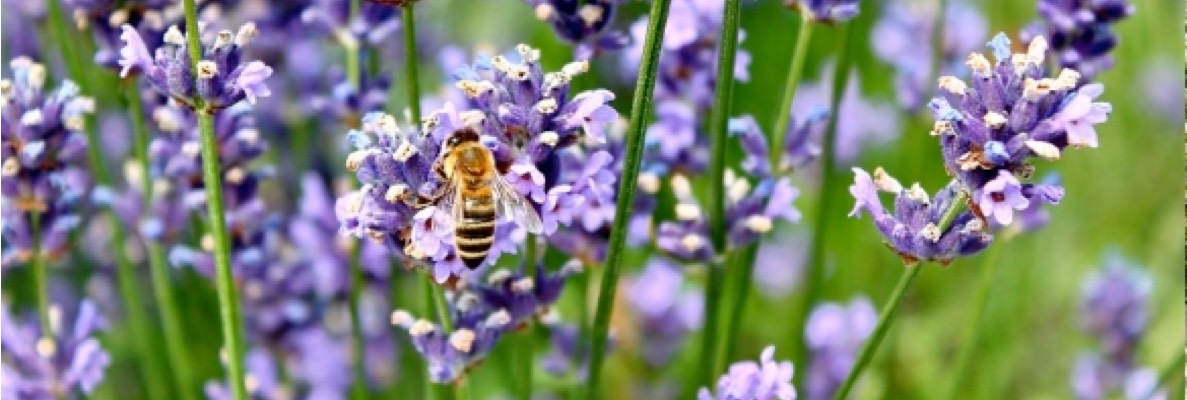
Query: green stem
[
  {"left": 346, "top": 0, "right": 362, "bottom": 90},
  {"left": 1142, "top": 349, "right": 1185, "bottom": 400},
  {"left": 426, "top": 276, "right": 453, "bottom": 332},
  {"left": 129, "top": 84, "right": 198, "bottom": 400},
  {"left": 769, "top": 16, "right": 814, "bottom": 168},
  {"left": 519, "top": 236, "right": 538, "bottom": 400},
  {"left": 46, "top": 2, "right": 169, "bottom": 398},
  {"left": 349, "top": 246, "right": 368, "bottom": 400},
  {"left": 830, "top": 264, "right": 922, "bottom": 400},
  {"left": 944, "top": 241, "right": 1003, "bottom": 399},
  {"left": 183, "top": 3, "right": 247, "bottom": 398},
  {"left": 585, "top": 0, "right": 672, "bottom": 398},
  {"left": 723, "top": 243, "right": 760, "bottom": 362},
  {"left": 698, "top": 0, "right": 743, "bottom": 388},
  {"left": 31, "top": 213, "right": 52, "bottom": 339},
  {"left": 795, "top": 24, "right": 854, "bottom": 384},
  {"left": 402, "top": 4, "right": 422, "bottom": 122}
]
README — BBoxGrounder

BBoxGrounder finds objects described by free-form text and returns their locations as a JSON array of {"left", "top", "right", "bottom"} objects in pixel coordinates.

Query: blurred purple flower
[
  {"left": 752, "top": 231, "right": 806, "bottom": 298},
  {"left": 804, "top": 297, "right": 876, "bottom": 400},
  {"left": 786, "top": 0, "right": 860, "bottom": 24},
  {"left": 794, "top": 62, "right": 899, "bottom": 165},
  {"left": 524, "top": 0, "right": 630, "bottom": 59},
  {"left": 118, "top": 22, "right": 273, "bottom": 111},
  {"left": 848, "top": 167, "right": 992, "bottom": 264},
  {"left": 2, "top": 300, "right": 111, "bottom": 399},
  {"left": 871, "top": 0, "right": 986, "bottom": 110},
  {"left": 626, "top": 258, "right": 704, "bottom": 366},
  {"left": 1021, "top": 0, "right": 1134, "bottom": 79},
  {"left": 2, "top": 58, "right": 93, "bottom": 266},
  {"left": 698, "top": 346, "right": 797, "bottom": 400}
]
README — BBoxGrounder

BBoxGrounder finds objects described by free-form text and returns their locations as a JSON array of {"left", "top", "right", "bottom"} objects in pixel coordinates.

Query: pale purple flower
[
  {"left": 977, "top": 170, "right": 1030, "bottom": 226},
  {"left": 2, "top": 300, "right": 111, "bottom": 399},
  {"left": 507, "top": 162, "right": 546, "bottom": 203},
  {"left": 786, "top": 0, "right": 861, "bottom": 24},
  {"left": 1072, "top": 253, "right": 1159, "bottom": 400},
  {"left": 523, "top": 0, "right": 630, "bottom": 59},
  {"left": 558, "top": 89, "right": 618, "bottom": 144},
  {"left": 699, "top": 346, "right": 797, "bottom": 400},
  {"left": 1021, "top": 0, "right": 1134, "bottom": 79},
  {"left": 794, "top": 63, "right": 898, "bottom": 165},
  {"left": 627, "top": 258, "right": 704, "bottom": 365},
  {"left": 804, "top": 297, "right": 876, "bottom": 400},
  {"left": 1051, "top": 83, "right": 1111, "bottom": 148},
  {"left": 871, "top": 0, "right": 986, "bottom": 110}
]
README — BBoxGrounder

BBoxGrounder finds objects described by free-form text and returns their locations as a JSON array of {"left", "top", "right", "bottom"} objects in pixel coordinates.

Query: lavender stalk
[
  {"left": 180, "top": 0, "right": 248, "bottom": 398},
  {"left": 584, "top": 0, "right": 672, "bottom": 397}
]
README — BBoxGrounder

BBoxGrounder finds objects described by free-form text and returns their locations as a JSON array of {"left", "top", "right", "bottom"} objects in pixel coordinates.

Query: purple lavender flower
[
  {"left": 2, "top": 0, "right": 46, "bottom": 60},
  {"left": 1022, "top": 0, "right": 1134, "bottom": 79},
  {"left": 848, "top": 167, "right": 992, "bottom": 264},
  {"left": 525, "top": 0, "right": 630, "bottom": 59},
  {"left": 785, "top": 0, "right": 860, "bottom": 24},
  {"left": 118, "top": 22, "right": 274, "bottom": 111},
  {"left": 804, "top": 297, "right": 876, "bottom": 400},
  {"left": 930, "top": 33, "right": 1112, "bottom": 225},
  {"left": 1139, "top": 59, "right": 1182, "bottom": 123},
  {"left": 698, "top": 346, "right": 797, "bottom": 400},
  {"left": 1004, "top": 173, "right": 1064, "bottom": 235},
  {"left": 1072, "top": 253, "right": 1160, "bottom": 400},
  {"left": 752, "top": 231, "right": 806, "bottom": 298},
  {"left": 206, "top": 331, "right": 352, "bottom": 400},
  {"left": 626, "top": 258, "right": 704, "bottom": 366},
  {"left": 302, "top": 0, "right": 402, "bottom": 48},
  {"left": 538, "top": 319, "right": 615, "bottom": 379},
  {"left": 2, "top": 58, "right": 93, "bottom": 266},
  {"left": 2, "top": 300, "right": 112, "bottom": 399},
  {"left": 305, "top": 67, "right": 393, "bottom": 128},
  {"left": 871, "top": 0, "right": 987, "bottom": 110},
  {"left": 65, "top": 0, "right": 185, "bottom": 71},
  {"left": 391, "top": 264, "right": 577, "bottom": 383},
  {"left": 794, "top": 62, "right": 898, "bottom": 165}
]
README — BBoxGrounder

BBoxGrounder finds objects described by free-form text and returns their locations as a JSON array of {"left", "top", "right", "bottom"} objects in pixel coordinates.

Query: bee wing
[
  {"left": 491, "top": 176, "right": 544, "bottom": 235},
  {"left": 435, "top": 179, "right": 463, "bottom": 228}
]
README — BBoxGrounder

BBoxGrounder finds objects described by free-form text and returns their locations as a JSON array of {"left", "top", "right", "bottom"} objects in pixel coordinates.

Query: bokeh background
[{"left": 2, "top": 0, "right": 1182, "bottom": 399}]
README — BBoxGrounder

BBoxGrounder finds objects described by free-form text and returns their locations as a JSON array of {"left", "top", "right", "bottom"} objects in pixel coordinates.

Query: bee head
[{"left": 447, "top": 127, "right": 481, "bottom": 148}]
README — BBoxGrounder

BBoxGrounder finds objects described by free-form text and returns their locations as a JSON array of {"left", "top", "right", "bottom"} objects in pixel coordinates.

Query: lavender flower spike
[
  {"left": 848, "top": 167, "right": 991, "bottom": 265},
  {"left": 698, "top": 345, "right": 797, "bottom": 400},
  {"left": 118, "top": 22, "right": 273, "bottom": 111},
  {"left": 805, "top": 297, "right": 876, "bottom": 400},
  {"left": 1021, "top": 0, "right": 1134, "bottom": 78},
  {"left": 2, "top": 300, "right": 112, "bottom": 399},
  {"left": 786, "top": 0, "right": 861, "bottom": 24}
]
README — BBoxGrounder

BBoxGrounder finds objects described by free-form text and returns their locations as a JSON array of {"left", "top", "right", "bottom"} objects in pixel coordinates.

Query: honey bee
[{"left": 436, "top": 127, "right": 543, "bottom": 269}]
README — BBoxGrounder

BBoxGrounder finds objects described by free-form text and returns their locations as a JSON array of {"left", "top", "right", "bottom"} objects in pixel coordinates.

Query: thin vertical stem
[
  {"left": 183, "top": 2, "right": 247, "bottom": 398},
  {"left": 128, "top": 84, "right": 198, "bottom": 400},
  {"left": 723, "top": 243, "right": 760, "bottom": 362},
  {"left": 584, "top": 0, "right": 672, "bottom": 398},
  {"left": 31, "top": 214, "right": 52, "bottom": 338},
  {"left": 519, "top": 236, "right": 538, "bottom": 400},
  {"left": 346, "top": 0, "right": 362, "bottom": 90},
  {"left": 795, "top": 25, "right": 853, "bottom": 381},
  {"left": 46, "top": 1, "right": 169, "bottom": 398},
  {"left": 699, "top": 0, "right": 743, "bottom": 387},
  {"left": 769, "top": 16, "right": 814, "bottom": 167},
  {"left": 402, "top": 4, "right": 423, "bottom": 122},
  {"left": 830, "top": 264, "right": 922, "bottom": 400},
  {"left": 348, "top": 246, "right": 368, "bottom": 400},
  {"left": 944, "top": 242, "right": 1003, "bottom": 399}
]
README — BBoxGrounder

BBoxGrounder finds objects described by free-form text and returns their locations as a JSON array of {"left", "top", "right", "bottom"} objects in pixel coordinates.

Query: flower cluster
[
  {"left": 65, "top": 0, "right": 187, "bottom": 71},
  {"left": 651, "top": 117, "right": 803, "bottom": 262},
  {"left": 1, "top": 58, "right": 94, "bottom": 265},
  {"left": 785, "top": 0, "right": 860, "bottom": 24},
  {"left": 1022, "top": 0, "right": 1134, "bottom": 79},
  {"left": 698, "top": 346, "right": 797, "bottom": 400},
  {"left": 930, "top": 33, "right": 1109, "bottom": 227},
  {"left": 871, "top": 0, "right": 987, "bottom": 110},
  {"left": 1071, "top": 253, "right": 1164, "bottom": 400},
  {"left": 118, "top": 21, "right": 273, "bottom": 111},
  {"left": 792, "top": 63, "right": 896, "bottom": 165},
  {"left": 2, "top": 300, "right": 111, "bottom": 399},
  {"left": 626, "top": 258, "right": 704, "bottom": 366},
  {"left": 804, "top": 297, "right": 876, "bottom": 400},
  {"left": 524, "top": 0, "right": 629, "bottom": 59},
  {"left": 848, "top": 167, "right": 992, "bottom": 264},
  {"left": 391, "top": 264, "right": 576, "bottom": 383},
  {"left": 338, "top": 44, "right": 620, "bottom": 282}
]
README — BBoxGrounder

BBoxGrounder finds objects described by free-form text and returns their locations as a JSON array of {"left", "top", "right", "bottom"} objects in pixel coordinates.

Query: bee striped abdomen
[{"left": 455, "top": 194, "right": 496, "bottom": 269}]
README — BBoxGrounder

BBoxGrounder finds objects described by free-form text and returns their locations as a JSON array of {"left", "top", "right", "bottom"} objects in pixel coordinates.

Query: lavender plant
[{"left": 1, "top": 300, "right": 111, "bottom": 399}]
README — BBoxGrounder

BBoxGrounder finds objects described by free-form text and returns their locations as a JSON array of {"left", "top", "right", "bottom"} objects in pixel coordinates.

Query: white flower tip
[
  {"left": 966, "top": 53, "right": 991, "bottom": 76},
  {"left": 983, "top": 112, "right": 1007, "bottom": 129},
  {"left": 680, "top": 234, "right": 704, "bottom": 252},
  {"left": 931, "top": 120, "right": 955, "bottom": 136},
  {"left": 1010, "top": 54, "right": 1029, "bottom": 75},
  {"left": 511, "top": 278, "right": 535, "bottom": 293},
  {"left": 384, "top": 184, "right": 409, "bottom": 203},
  {"left": 745, "top": 215, "right": 773, "bottom": 233},
  {"left": 393, "top": 141, "right": 419, "bottom": 162},
  {"left": 534, "top": 3, "right": 555, "bottom": 21},
  {"left": 35, "top": 337, "right": 57, "bottom": 358},
  {"left": 214, "top": 30, "right": 234, "bottom": 50},
  {"left": 670, "top": 174, "right": 692, "bottom": 198},
  {"left": 181, "top": 141, "right": 203, "bottom": 158},
  {"left": 196, "top": 60, "right": 219, "bottom": 79},
  {"left": 578, "top": 4, "right": 605, "bottom": 26},
  {"left": 163, "top": 25, "right": 185, "bottom": 46},
  {"left": 224, "top": 167, "right": 246, "bottom": 184},
  {"left": 459, "top": 110, "right": 486, "bottom": 127},
  {"left": 1025, "top": 140, "right": 1061, "bottom": 160},
  {"left": 487, "top": 269, "right": 513, "bottom": 285},
  {"left": 345, "top": 150, "right": 369, "bottom": 172},
  {"left": 409, "top": 319, "right": 436, "bottom": 336},
  {"left": 562, "top": 60, "right": 589, "bottom": 77},
  {"left": 449, "top": 329, "right": 477, "bottom": 352},
  {"left": 906, "top": 183, "right": 930, "bottom": 205},
  {"left": 486, "top": 309, "right": 512, "bottom": 328},
  {"left": 938, "top": 76, "right": 967, "bottom": 95},
  {"left": 637, "top": 172, "right": 660, "bottom": 194},
  {"left": 872, "top": 167, "right": 903, "bottom": 193},
  {"left": 1055, "top": 69, "right": 1081, "bottom": 90},
  {"left": 235, "top": 22, "right": 258, "bottom": 47},
  {"left": 390, "top": 310, "right": 414, "bottom": 327},
  {"left": 2, "top": 158, "right": 21, "bottom": 177},
  {"left": 1026, "top": 36, "right": 1048, "bottom": 65},
  {"left": 920, "top": 223, "right": 941, "bottom": 243},
  {"left": 675, "top": 203, "right": 702, "bottom": 221},
  {"left": 534, "top": 98, "right": 558, "bottom": 115},
  {"left": 538, "top": 130, "right": 559, "bottom": 147}
]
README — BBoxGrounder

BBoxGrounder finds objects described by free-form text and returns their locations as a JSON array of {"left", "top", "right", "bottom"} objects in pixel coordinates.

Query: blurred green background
[{"left": 438, "top": 0, "right": 1184, "bottom": 398}]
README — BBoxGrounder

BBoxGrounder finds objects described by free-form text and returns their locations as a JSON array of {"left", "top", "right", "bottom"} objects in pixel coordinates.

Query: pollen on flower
[
  {"left": 675, "top": 203, "right": 701, "bottom": 221},
  {"left": 516, "top": 44, "right": 541, "bottom": 63},
  {"left": 393, "top": 141, "right": 419, "bottom": 162},
  {"left": 35, "top": 337, "right": 56, "bottom": 358},
  {"left": 164, "top": 25, "right": 185, "bottom": 46},
  {"left": 409, "top": 319, "right": 436, "bottom": 336},
  {"left": 456, "top": 80, "right": 493, "bottom": 98},
  {"left": 727, "top": 174, "right": 751, "bottom": 204},
  {"left": 681, "top": 234, "right": 704, "bottom": 252},
  {"left": 938, "top": 76, "right": 967, "bottom": 95},
  {"left": 534, "top": 98, "right": 558, "bottom": 114},
  {"left": 201, "top": 234, "right": 215, "bottom": 252},
  {"left": 920, "top": 223, "right": 941, "bottom": 243},
  {"left": 235, "top": 22, "right": 258, "bottom": 47},
  {"left": 1010, "top": 54, "right": 1029, "bottom": 75},
  {"left": 390, "top": 310, "right": 414, "bottom": 327},
  {"left": 21, "top": 109, "right": 44, "bottom": 126},
  {"left": 966, "top": 53, "right": 992, "bottom": 76},
  {"left": 196, "top": 61, "right": 220, "bottom": 79},
  {"left": 108, "top": 9, "right": 129, "bottom": 27},
  {"left": 225, "top": 167, "right": 246, "bottom": 184},
  {"left": 1026, "top": 140, "right": 1061, "bottom": 160},
  {"left": 1026, "top": 36, "right": 1048, "bottom": 65},
  {"left": 670, "top": 175, "right": 692, "bottom": 198},
  {"left": 873, "top": 167, "right": 903, "bottom": 193},
  {"left": 456, "top": 293, "right": 480, "bottom": 312},
  {"left": 538, "top": 131, "right": 559, "bottom": 146},
  {"left": 384, "top": 184, "right": 409, "bottom": 203},
  {"left": 487, "top": 269, "right": 513, "bottom": 285},
  {"left": 214, "top": 30, "right": 234, "bottom": 50},
  {"left": 27, "top": 63, "right": 46, "bottom": 89},
  {"left": 745, "top": 215, "right": 773, "bottom": 233},
  {"left": 578, "top": 4, "right": 605, "bottom": 26},
  {"left": 460, "top": 110, "right": 486, "bottom": 126},
  {"left": 345, "top": 150, "right": 369, "bottom": 172},
  {"left": 512, "top": 278, "right": 535, "bottom": 293},
  {"left": 983, "top": 112, "right": 1008, "bottom": 129},
  {"left": 1022, "top": 78, "right": 1052, "bottom": 100},
  {"left": 961, "top": 218, "right": 984, "bottom": 234},
  {"left": 534, "top": 3, "right": 555, "bottom": 20},
  {"left": 450, "top": 329, "right": 477, "bottom": 352},
  {"left": 486, "top": 309, "right": 512, "bottom": 328},
  {"left": 562, "top": 60, "right": 589, "bottom": 76},
  {"left": 637, "top": 172, "right": 660, "bottom": 194},
  {"left": 3, "top": 158, "right": 21, "bottom": 176},
  {"left": 1055, "top": 69, "right": 1081, "bottom": 90},
  {"left": 957, "top": 151, "right": 983, "bottom": 171},
  {"left": 906, "top": 183, "right": 930, "bottom": 204}
]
